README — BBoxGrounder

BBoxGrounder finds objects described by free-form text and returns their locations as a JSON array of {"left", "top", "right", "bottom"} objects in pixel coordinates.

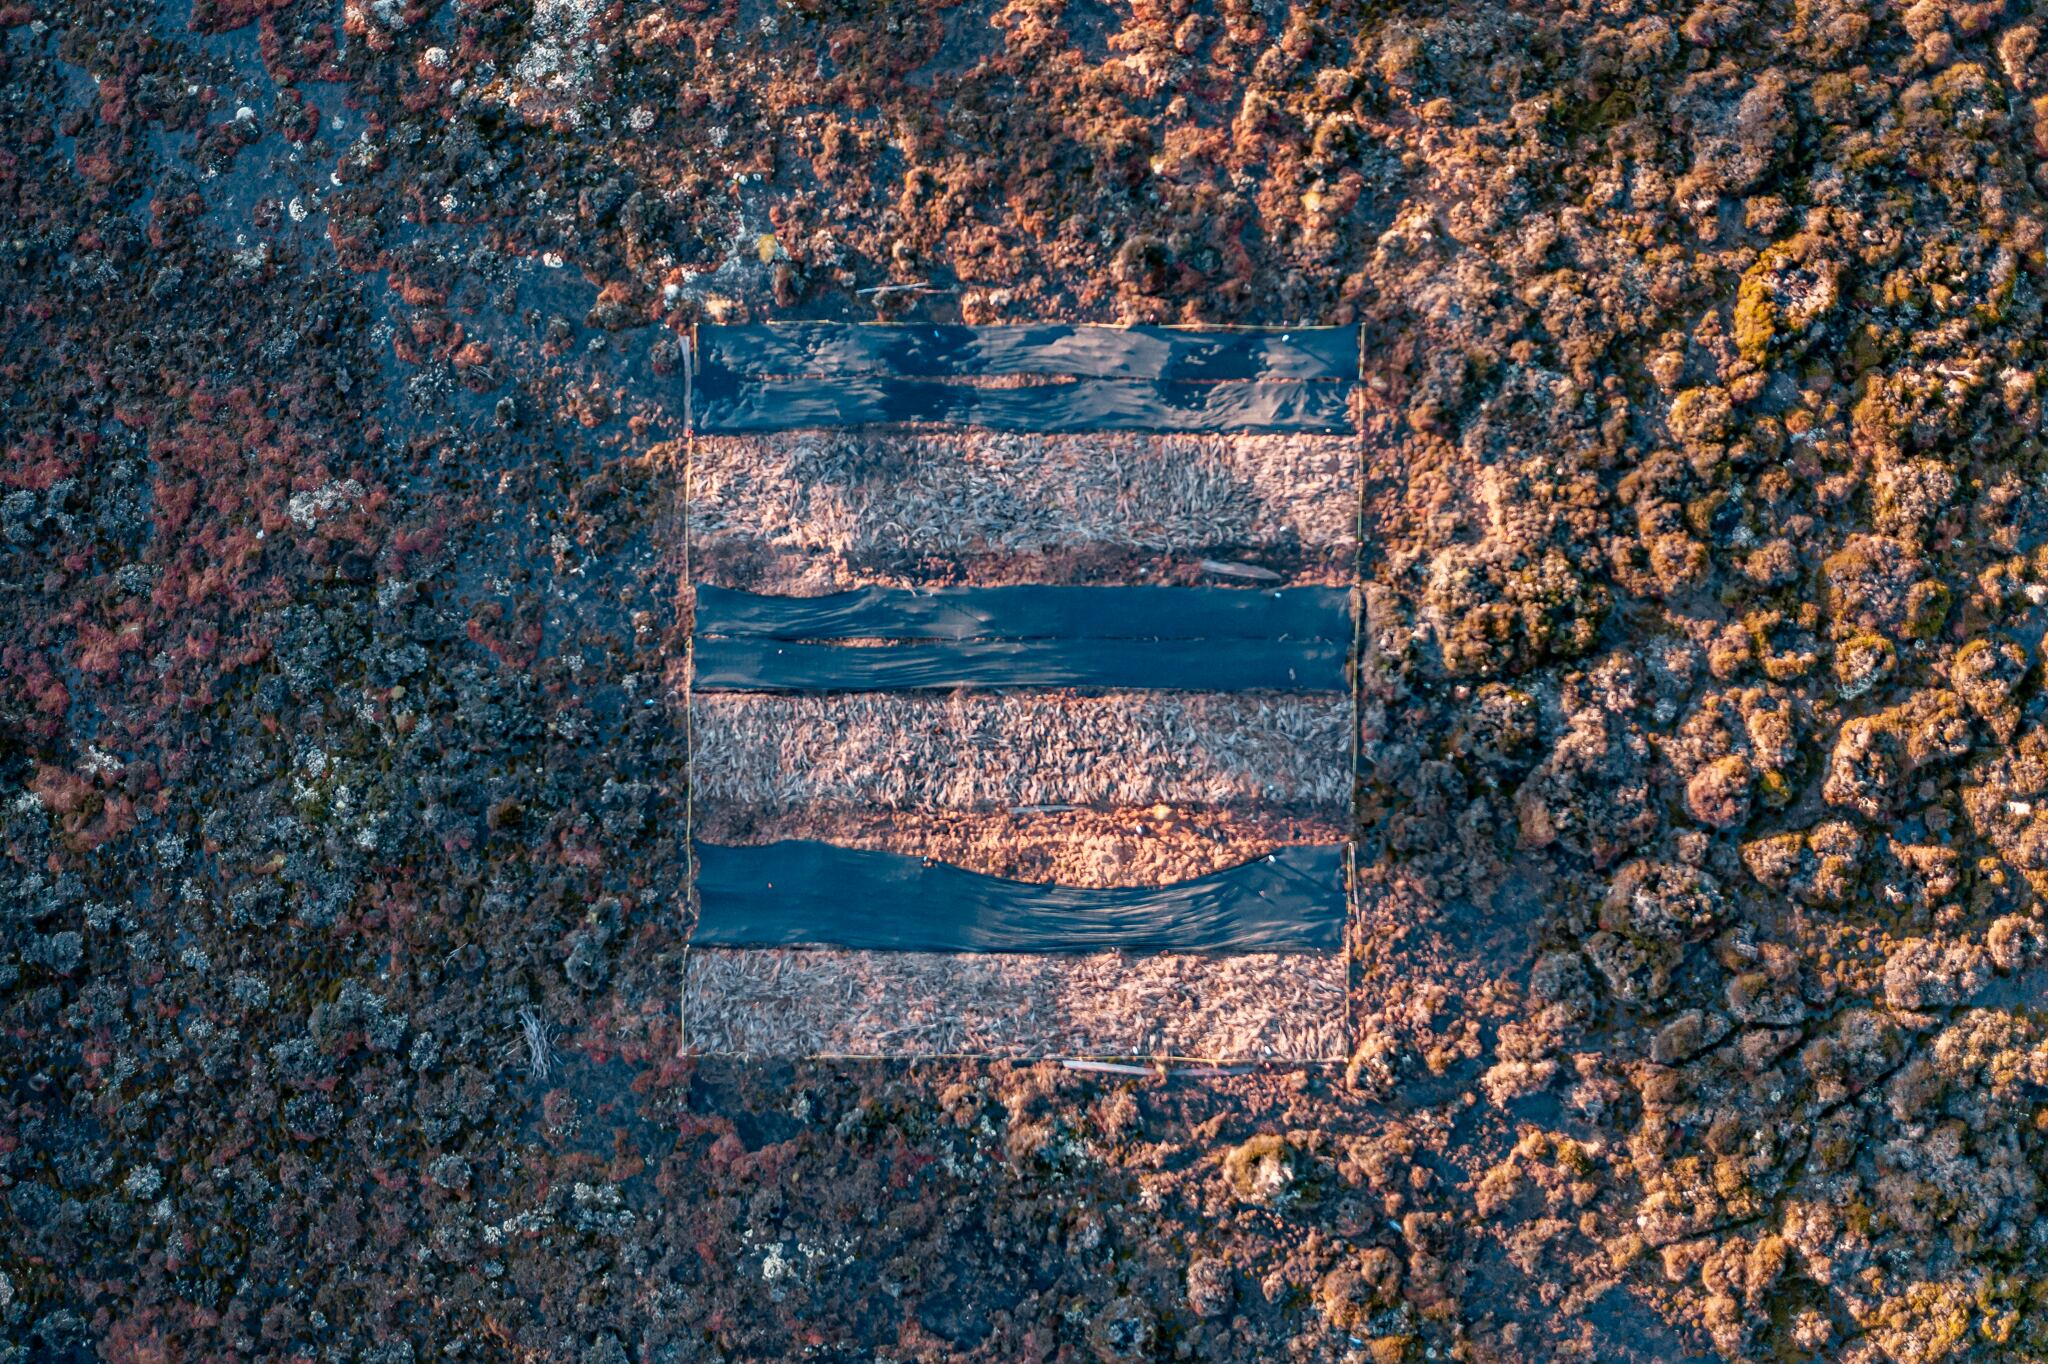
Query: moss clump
[
  {"left": 1905, "top": 580, "right": 1953, "bottom": 638},
  {"left": 1735, "top": 250, "right": 1786, "bottom": 365},
  {"left": 1735, "top": 234, "right": 1841, "bottom": 366},
  {"left": 1223, "top": 1133, "right": 1299, "bottom": 1204},
  {"left": 1748, "top": 611, "right": 1822, "bottom": 681},
  {"left": 1431, "top": 547, "right": 1609, "bottom": 678},
  {"left": 1669, "top": 386, "right": 1734, "bottom": 445},
  {"left": 1834, "top": 632, "right": 1898, "bottom": 699},
  {"left": 1315, "top": 1263, "right": 1376, "bottom": 1330}
]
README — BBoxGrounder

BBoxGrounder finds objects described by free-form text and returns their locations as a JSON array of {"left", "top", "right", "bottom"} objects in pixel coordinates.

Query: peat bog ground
[{"left": 3, "top": 0, "right": 2048, "bottom": 1360}]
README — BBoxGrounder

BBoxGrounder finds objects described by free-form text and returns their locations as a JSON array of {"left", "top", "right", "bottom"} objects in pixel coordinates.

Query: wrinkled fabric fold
[
  {"left": 692, "top": 840, "right": 1346, "bottom": 952},
  {"left": 691, "top": 635, "right": 1348, "bottom": 693},
  {"left": 699, "top": 322, "right": 1360, "bottom": 382},
  {"left": 695, "top": 374, "right": 1353, "bottom": 434},
  {"left": 692, "top": 583, "right": 1354, "bottom": 642}
]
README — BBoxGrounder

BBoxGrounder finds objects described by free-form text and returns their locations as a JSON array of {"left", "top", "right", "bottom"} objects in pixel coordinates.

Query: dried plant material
[
  {"left": 688, "top": 429, "right": 1357, "bottom": 592},
  {"left": 683, "top": 947, "right": 1348, "bottom": 1061},
  {"left": 689, "top": 691, "right": 1352, "bottom": 816},
  {"left": 693, "top": 807, "right": 1346, "bottom": 887}
]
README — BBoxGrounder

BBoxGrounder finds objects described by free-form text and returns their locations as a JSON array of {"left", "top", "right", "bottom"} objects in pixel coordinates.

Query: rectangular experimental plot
[{"left": 683, "top": 323, "right": 1360, "bottom": 1060}]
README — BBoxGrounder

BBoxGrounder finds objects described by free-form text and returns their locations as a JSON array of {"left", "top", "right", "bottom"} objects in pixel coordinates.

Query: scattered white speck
[
  {"left": 235, "top": 105, "right": 255, "bottom": 122},
  {"left": 627, "top": 105, "right": 655, "bottom": 132},
  {"left": 542, "top": 252, "right": 565, "bottom": 268},
  {"left": 423, "top": 46, "right": 450, "bottom": 69}
]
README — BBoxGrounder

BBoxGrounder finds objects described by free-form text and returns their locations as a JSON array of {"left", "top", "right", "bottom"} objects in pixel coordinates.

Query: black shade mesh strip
[
  {"left": 698, "top": 323, "right": 1361, "bottom": 382},
  {"left": 692, "top": 840, "right": 1346, "bottom": 952},
  {"left": 693, "top": 375, "right": 1353, "bottom": 434},
  {"left": 693, "top": 584, "right": 1354, "bottom": 642},
  {"left": 691, "top": 636, "right": 1348, "bottom": 693}
]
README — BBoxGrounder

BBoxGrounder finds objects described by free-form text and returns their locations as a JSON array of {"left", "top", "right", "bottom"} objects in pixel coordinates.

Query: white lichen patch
[
  {"left": 508, "top": 0, "right": 606, "bottom": 123},
  {"left": 288, "top": 479, "right": 367, "bottom": 530}
]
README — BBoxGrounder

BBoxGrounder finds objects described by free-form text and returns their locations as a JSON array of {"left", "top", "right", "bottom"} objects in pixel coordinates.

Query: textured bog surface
[{"left": 684, "top": 324, "right": 1359, "bottom": 1060}]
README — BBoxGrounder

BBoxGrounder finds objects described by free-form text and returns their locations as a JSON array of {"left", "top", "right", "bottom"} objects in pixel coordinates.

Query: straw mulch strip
[
  {"left": 689, "top": 691, "right": 1352, "bottom": 815},
  {"left": 693, "top": 807, "right": 1346, "bottom": 886},
  {"left": 684, "top": 947, "right": 1349, "bottom": 1061},
  {"left": 689, "top": 429, "right": 1357, "bottom": 593}
]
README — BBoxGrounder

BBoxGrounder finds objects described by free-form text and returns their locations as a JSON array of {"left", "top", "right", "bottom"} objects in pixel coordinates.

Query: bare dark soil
[{"left": 3, "top": 1, "right": 2046, "bottom": 1361}]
